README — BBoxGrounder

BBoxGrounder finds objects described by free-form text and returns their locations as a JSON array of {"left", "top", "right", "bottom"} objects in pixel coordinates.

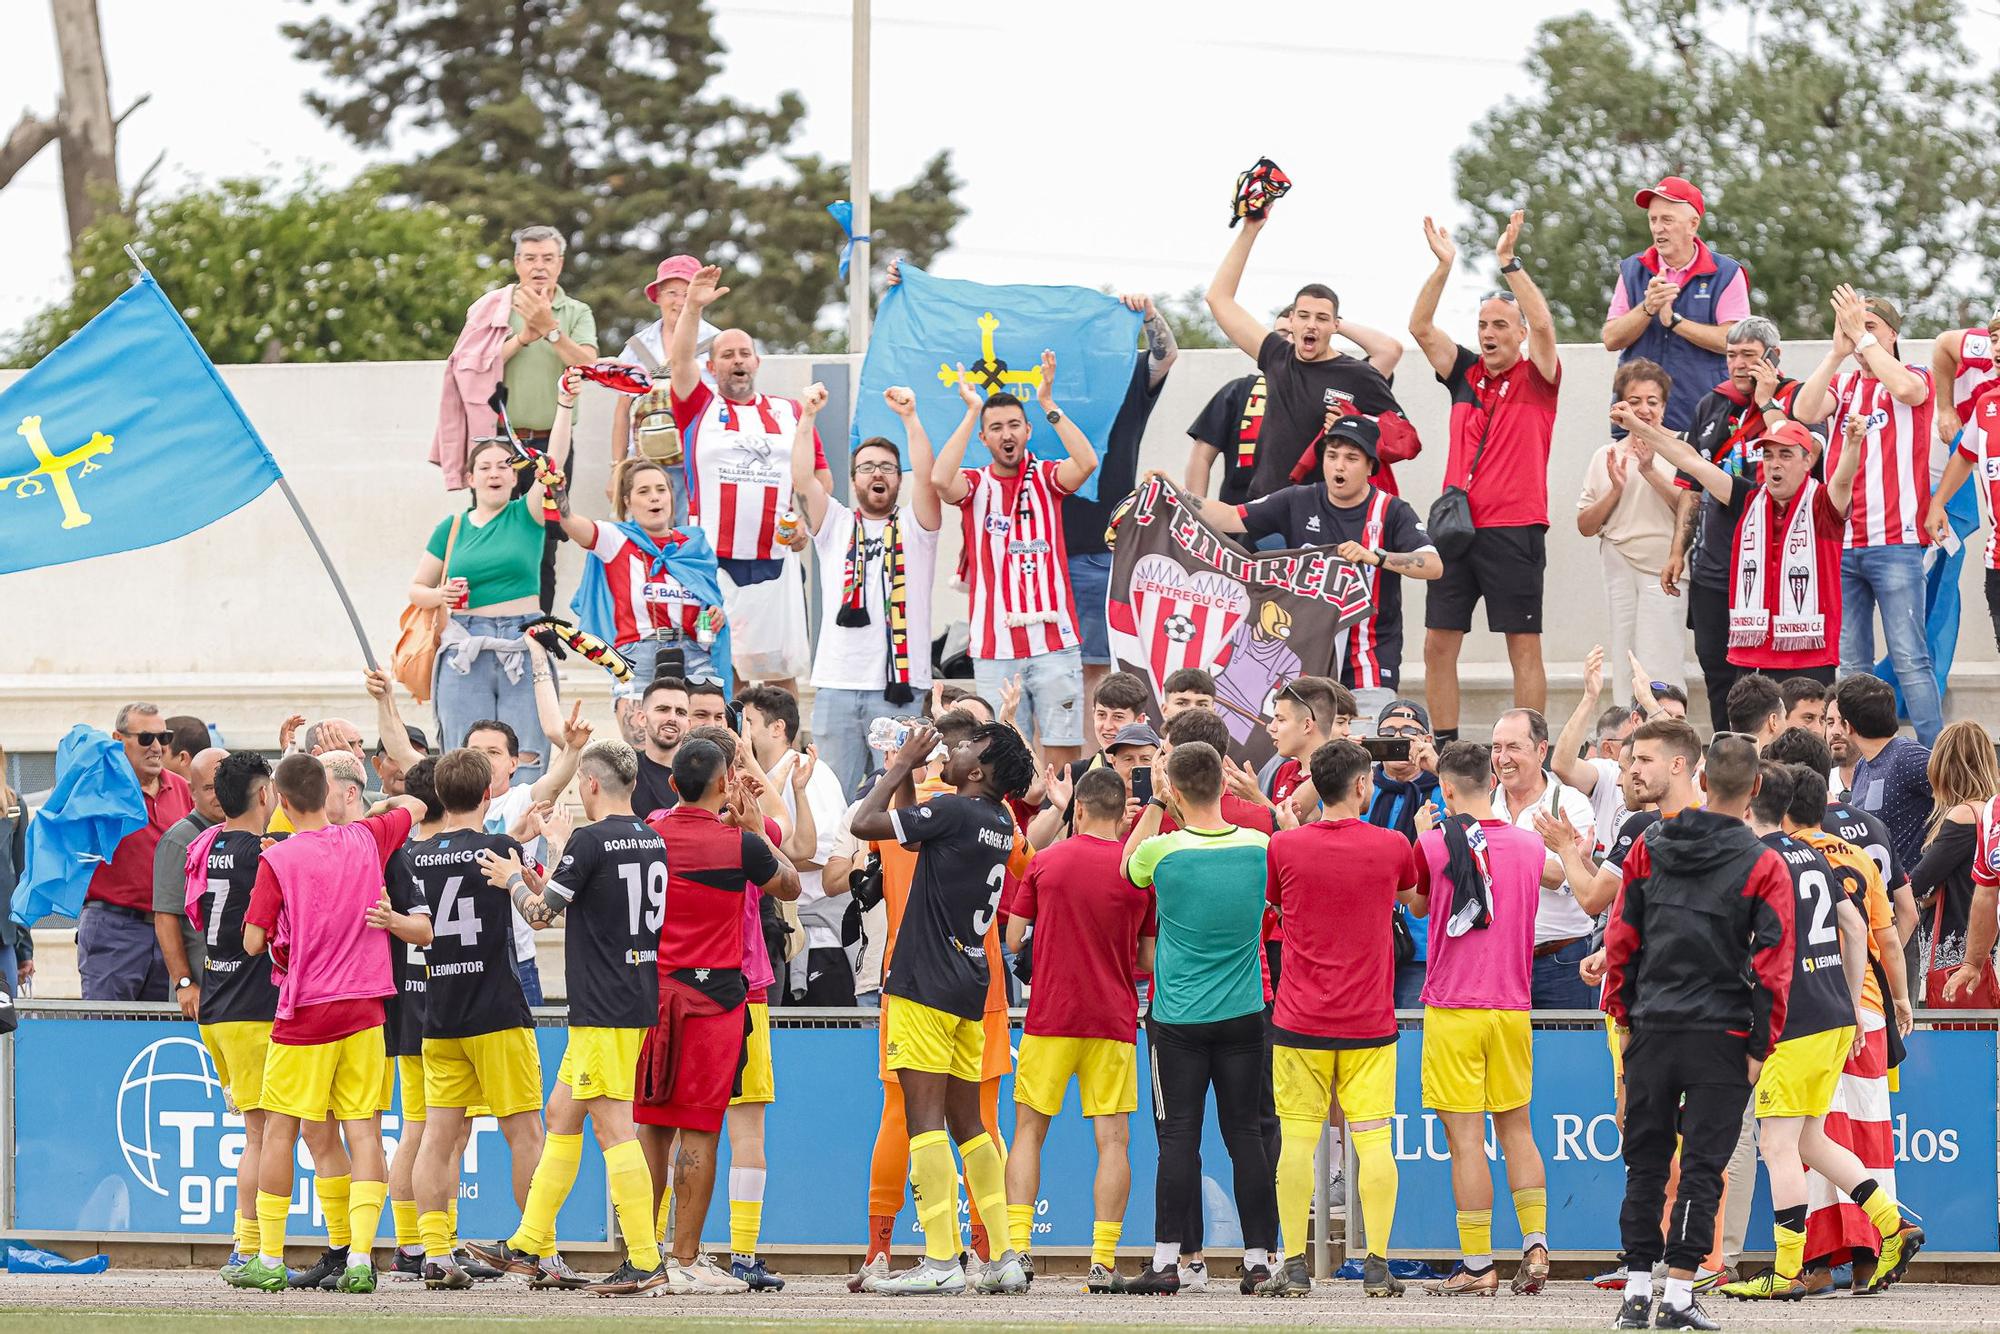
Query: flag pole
[{"left": 122, "top": 243, "right": 380, "bottom": 672}]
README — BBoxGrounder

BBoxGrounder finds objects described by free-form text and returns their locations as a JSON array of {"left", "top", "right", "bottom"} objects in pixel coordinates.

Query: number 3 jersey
[
  {"left": 884, "top": 793, "right": 1017, "bottom": 1021},
  {"left": 404, "top": 829, "right": 533, "bottom": 1039},
  {"left": 1763, "top": 830, "right": 1856, "bottom": 1040},
  {"left": 545, "top": 814, "right": 666, "bottom": 1028},
  {"left": 196, "top": 829, "right": 279, "bottom": 1024}
]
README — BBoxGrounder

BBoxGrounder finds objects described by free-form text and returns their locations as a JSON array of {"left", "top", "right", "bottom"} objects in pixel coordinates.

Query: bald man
[{"left": 155, "top": 746, "right": 228, "bottom": 1020}]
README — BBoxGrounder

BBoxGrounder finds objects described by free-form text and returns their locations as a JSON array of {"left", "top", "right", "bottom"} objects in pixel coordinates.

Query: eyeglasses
[
  {"left": 853, "top": 461, "right": 900, "bottom": 477},
  {"left": 1378, "top": 724, "right": 1425, "bottom": 739},
  {"left": 121, "top": 730, "right": 171, "bottom": 747}
]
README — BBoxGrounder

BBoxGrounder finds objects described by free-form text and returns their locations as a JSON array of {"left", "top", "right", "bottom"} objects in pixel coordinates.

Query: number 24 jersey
[
  {"left": 883, "top": 793, "right": 1016, "bottom": 1022},
  {"left": 404, "top": 829, "right": 533, "bottom": 1039}
]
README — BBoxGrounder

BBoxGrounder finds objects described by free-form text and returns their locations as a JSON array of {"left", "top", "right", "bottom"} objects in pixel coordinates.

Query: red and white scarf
[{"left": 1729, "top": 478, "right": 1826, "bottom": 653}]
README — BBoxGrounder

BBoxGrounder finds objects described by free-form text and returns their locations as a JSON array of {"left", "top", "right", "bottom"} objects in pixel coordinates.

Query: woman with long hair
[
  {"left": 0, "top": 744, "right": 36, "bottom": 996},
  {"left": 1908, "top": 719, "right": 2000, "bottom": 1007}
]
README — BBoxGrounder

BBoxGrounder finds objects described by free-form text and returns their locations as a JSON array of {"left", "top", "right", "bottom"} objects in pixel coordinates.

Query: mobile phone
[
  {"left": 1130, "top": 765, "right": 1155, "bottom": 805},
  {"left": 1360, "top": 736, "right": 1412, "bottom": 762}
]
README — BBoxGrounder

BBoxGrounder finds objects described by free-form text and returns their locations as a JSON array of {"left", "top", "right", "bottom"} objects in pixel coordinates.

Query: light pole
[{"left": 847, "top": 0, "right": 872, "bottom": 353}]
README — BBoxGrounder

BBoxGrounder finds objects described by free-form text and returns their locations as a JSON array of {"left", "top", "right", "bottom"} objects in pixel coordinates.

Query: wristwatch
[
  {"left": 1045, "top": 407, "right": 1064, "bottom": 426},
  {"left": 1499, "top": 258, "right": 1523, "bottom": 275},
  {"left": 543, "top": 327, "right": 561, "bottom": 344},
  {"left": 175, "top": 976, "right": 193, "bottom": 992},
  {"left": 1668, "top": 310, "right": 1684, "bottom": 330},
  {"left": 1145, "top": 796, "right": 1169, "bottom": 812}
]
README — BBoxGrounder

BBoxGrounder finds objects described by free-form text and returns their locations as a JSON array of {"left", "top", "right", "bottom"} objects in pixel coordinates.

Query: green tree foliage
[
  {"left": 6, "top": 171, "right": 494, "bottom": 366},
  {"left": 286, "top": 0, "right": 964, "bottom": 351},
  {"left": 1156, "top": 287, "right": 1229, "bottom": 350},
  {"left": 1453, "top": 0, "right": 2000, "bottom": 341}
]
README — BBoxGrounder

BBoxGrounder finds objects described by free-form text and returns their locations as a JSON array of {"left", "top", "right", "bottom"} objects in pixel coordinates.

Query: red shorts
[{"left": 634, "top": 976, "right": 748, "bottom": 1134}]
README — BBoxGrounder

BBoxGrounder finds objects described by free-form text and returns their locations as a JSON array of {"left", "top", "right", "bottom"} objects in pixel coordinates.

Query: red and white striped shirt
[
  {"left": 672, "top": 383, "right": 825, "bottom": 562},
  {"left": 1955, "top": 393, "right": 2000, "bottom": 571},
  {"left": 957, "top": 460, "right": 1080, "bottom": 660},
  {"left": 588, "top": 521, "right": 701, "bottom": 646},
  {"left": 1951, "top": 330, "right": 1998, "bottom": 421},
  {"left": 1829, "top": 367, "right": 1936, "bottom": 548}
]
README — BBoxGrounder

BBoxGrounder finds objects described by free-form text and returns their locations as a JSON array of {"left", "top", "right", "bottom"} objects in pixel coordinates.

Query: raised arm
[
  {"left": 364, "top": 669, "right": 425, "bottom": 774},
  {"left": 1205, "top": 214, "right": 1277, "bottom": 357},
  {"left": 1125, "top": 294, "right": 1179, "bottom": 388},
  {"left": 1934, "top": 330, "right": 1967, "bottom": 444},
  {"left": 791, "top": 382, "right": 833, "bottom": 532},
  {"left": 671, "top": 266, "right": 729, "bottom": 402},
  {"left": 1826, "top": 414, "right": 1863, "bottom": 515},
  {"left": 930, "top": 376, "right": 981, "bottom": 506},
  {"left": 1337, "top": 318, "right": 1403, "bottom": 378},
  {"left": 849, "top": 726, "right": 935, "bottom": 843},
  {"left": 1614, "top": 402, "right": 1733, "bottom": 504},
  {"left": 887, "top": 386, "right": 943, "bottom": 531},
  {"left": 1496, "top": 211, "right": 1559, "bottom": 383},
  {"left": 1408, "top": 217, "right": 1459, "bottom": 379},
  {"left": 1793, "top": 295, "right": 1859, "bottom": 423},
  {"left": 1552, "top": 645, "right": 1609, "bottom": 793},
  {"left": 1037, "top": 350, "right": 1100, "bottom": 495},
  {"left": 529, "top": 699, "right": 591, "bottom": 806},
  {"left": 1831, "top": 284, "right": 1927, "bottom": 406}
]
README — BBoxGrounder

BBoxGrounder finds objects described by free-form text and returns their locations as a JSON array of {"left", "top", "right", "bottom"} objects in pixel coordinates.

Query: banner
[
  {"left": 851, "top": 265, "right": 1141, "bottom": 501},
  {"left": 1106, "top": 477, "right": 1373, "bottom": 769}
]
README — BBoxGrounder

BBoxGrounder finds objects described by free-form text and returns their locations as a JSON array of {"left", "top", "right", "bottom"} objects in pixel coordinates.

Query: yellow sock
[
  {"left": 510, "top": 1132, "right": 582, "bottom": 1257},
  {"left": 1775, "top": 1222, "right": 1806, "bottom": 1279},
  {"left": 419, "top": 1209, "right": 453, "bottom": 1260},
  {"left": 1511, "top": 1185, "right": 1547, "bottom": 1241},
  {"left": 957, "top": 1133, "right": 1012, "bottom": 1259},
  {"left": 1091, "top": 1220, "right": 1122, "bottom": 1269},
  {"left": 604, "top": 1140, "right": 660, "bottom": 1271},
  {"left": 729, "top": 1200, "right": 763, "bottom": 1258},
  {"left": 234, "top": 1211, "right": 259, "bottom": 1255},
  {"left": 1456, "top": 1208, "right": 1493, "bottom": 1259},
  {"left": 1007, "top": 1202, "right": 1036, "bottom": 1255},
  {"left": 909, "top": 1130, "right": 961, "bottom": 1262},
  {"left": 447, "top": 1199, "right": 461, "bottom": 1249},
  {"left": 391, "top": 1199, "right": 419, "bottom": 1248},
  {"left": 257, "top": 1190, "right": 292, "bottom": 1264},
  {"left": 656, "top": 1188, "right": 674, "bottom": 1247},
  {"left": 1354, "top": 1126, "right": 1399, "bottom": 1258},
  {"left": 1275, "top": 1117, "right": 1320, "bottom": 1261},
  {"left": 319, "top": 1174, "right": 352, "bottom": 1248},
  {"left": 1859, "top": 1184, "right": 1904, "bottom": 1241},
  {"left": 349, "top": 1180, "right": 388, "bottom": 1258}
]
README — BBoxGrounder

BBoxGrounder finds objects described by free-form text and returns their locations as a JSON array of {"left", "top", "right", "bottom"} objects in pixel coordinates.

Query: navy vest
[{"left": 1616, "top": 247, "right": 1743, "bottom": 432}]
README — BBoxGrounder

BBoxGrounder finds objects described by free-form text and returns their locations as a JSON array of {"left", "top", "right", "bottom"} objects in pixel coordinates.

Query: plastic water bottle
[{"left": 868, "top": 717, "right": 912, "bottom": 753}]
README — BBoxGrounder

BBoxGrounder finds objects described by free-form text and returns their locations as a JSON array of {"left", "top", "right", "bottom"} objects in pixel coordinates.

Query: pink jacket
[
  {"left": 431, "top": 285, "right": 514, "bottom": 489},
  {"left": 258, "top": 821, "right": 399, "bottom": 1021}
]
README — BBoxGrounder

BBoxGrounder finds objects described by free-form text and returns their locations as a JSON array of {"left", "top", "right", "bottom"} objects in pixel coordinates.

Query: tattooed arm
[{"left": 1124, "top": 294, "right": 1180, "bottom": 388}]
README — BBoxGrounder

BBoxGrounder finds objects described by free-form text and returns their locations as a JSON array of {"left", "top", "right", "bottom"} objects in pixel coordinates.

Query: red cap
[
  {"left": 1633, "top": 176, "right": 1705, "bottom": 218},
  {"left": 1759, "top": 420, "right": 1819, "bottom": 455},
  {"left": 645, "top": 254, "right": 702, "bottom": 303}
]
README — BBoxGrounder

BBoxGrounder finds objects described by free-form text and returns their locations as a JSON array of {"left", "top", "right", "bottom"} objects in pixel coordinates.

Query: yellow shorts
[
  {"left": 263, "top": 1026, "right": 388, "bottom": 1122},
  {"left": 423, "top": 1028, "right": 544, "bottom": 1118},
  {"left": 1273, "top": 1041, "right": 1397, "bottom": 1124},
  {"left": 729, "top": 1002, "right": 776, "bottom": 1107},
  {"left": 1421, "top": 1006, "right": 1533, "bottom": 1114},
  {"left": 1755, "top": 1026, "right": 1853, "bottom": 1120},
  {"left": 398, "top": 1054, "right": 428, "bottom": 1123},
  {"left": 201, "top": 1021, "right": 272, "bottom": 1113},
  {"left": 1606, "top": 1014, "right": 1624, "bottom": 1083},
  {"left": 884, "top": 995, "right": 984, "bottom": 1083},
  {"left": 1014, "top": 1035, "right": 1137, "bottom": 1117},
  {"left": 559, "top": 1026, "right": 645, "bottom": 1103}
]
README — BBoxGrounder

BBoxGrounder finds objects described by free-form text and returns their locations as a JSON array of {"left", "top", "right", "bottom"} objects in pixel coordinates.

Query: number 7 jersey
[
  {"left": 404, "top": 829, "right": 534, "bottom": 1038},
  {"left": 883, "top": 792, "right": 1018, "bottom": 1021},
  {"left": 544, "top": 813, "right": 666, "bottom": 1028}
]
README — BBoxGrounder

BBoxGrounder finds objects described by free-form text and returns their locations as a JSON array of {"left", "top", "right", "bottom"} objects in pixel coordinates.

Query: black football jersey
[
  {"left": 1825, "top": 800, "right": 1905, "bottom": 893},
  {"left": 882, "top": 793, "right": 1014, "bottom": 1021},
  {"left": 1763, "top": 831, "right": 1855, "bottom": 1040},
  {"left": 383, "top": 846, "right": 432, "bottom": 1057},
  {"left": 195, "top": 830, "right": 278, "bottom": 1025},
  {"left": 405, "top": 830, "right": 532, "bottom": 1039},
  {"left": 547, "top": 815, "right": 665, "bottom": 1028}
]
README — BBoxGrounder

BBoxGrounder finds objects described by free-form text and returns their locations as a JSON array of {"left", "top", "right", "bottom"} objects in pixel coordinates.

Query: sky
[{"left": 2, "top": 0, "right": 1631, "bottom": 346}]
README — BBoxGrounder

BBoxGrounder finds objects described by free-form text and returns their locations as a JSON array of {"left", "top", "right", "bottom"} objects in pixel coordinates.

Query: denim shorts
[
  {"left": 974, "top": 647, "right": 1084, "bottom": 748},
  {"left": 1067, "top": 552, "right": 1115, "bottom": 666},
  {"left": 618, "top": 629, "right": 719, "bottom": 696}
]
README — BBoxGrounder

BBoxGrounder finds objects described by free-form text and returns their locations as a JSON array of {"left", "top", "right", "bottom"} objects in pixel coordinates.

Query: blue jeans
[
  {"left": 974, "top": 648, "right": 1085, "bottom": 748},
  {"left": 434, "top": 613, "right": 552, "bottom": 782},
  {"left": 620, "top": 627, "right": 719, "bottom": 694},
  {"left": 514, "top": 954, "right": 544, "bottom": 1007},
  {"left": 813, "top": 686, "right": 897, "bottom": 805},
  {"left": 1530, "top": 937, "right": 1597, "bottom": 1010},
  {"left": 1067, "top": 552, "right": 1115, "bottom": 666},
  {"left": 1839, "top": 546, "right": 1943, "bottom": 745}
]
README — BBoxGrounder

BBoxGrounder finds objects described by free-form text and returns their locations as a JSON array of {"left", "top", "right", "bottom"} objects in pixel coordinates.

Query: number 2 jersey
[
  {"left": 1762, "top": 830, "right": 1856, "bottom": 1040},
  {"left": 545, "top": 814, "right": 666, "bottom": 1028},
  {"left": 195, "top": 829, "right": 279, "bottom": 1025},
  {"left": 403, "top": 829, "right": 533, "bottom": 1039},
  {"left": 884, "top": 792, "right": 1017, "bottom": 1021}
]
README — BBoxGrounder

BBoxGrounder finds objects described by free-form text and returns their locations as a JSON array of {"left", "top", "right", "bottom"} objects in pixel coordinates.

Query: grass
[{"left": 0, "top": 1316, "right": 1298, "bottom": 1334}]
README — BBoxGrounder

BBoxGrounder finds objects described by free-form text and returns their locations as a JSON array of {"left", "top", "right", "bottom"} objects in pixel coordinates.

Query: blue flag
[
  {"left": 12, "top": 726, "right": 146, "bottom": 927},
  {"left": 852, "top": 265, "right": 1141, "bottom": 501},
  {"left": 0, "top": 274, "right": 282, "bottom": 575}
]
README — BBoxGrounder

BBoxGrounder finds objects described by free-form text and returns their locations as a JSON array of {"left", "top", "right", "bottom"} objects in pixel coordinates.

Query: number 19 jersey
[
  {"left": 405, "top": 829, "right": 533, "bottom": 1039},
  {"left": 883, "top": 793, "right": 1016, "bottom": 1021},
  {"left": 546, "top": 814, "right": 666, "bottom": 1028}
]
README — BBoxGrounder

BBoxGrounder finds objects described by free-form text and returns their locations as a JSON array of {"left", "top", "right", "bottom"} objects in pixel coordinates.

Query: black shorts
[{"left": 1425, "top": 525, "right": 1547, "bottom": 634}]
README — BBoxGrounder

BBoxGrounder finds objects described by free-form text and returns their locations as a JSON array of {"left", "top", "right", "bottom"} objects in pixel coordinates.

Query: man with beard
[
  {"left": 632, "top": 677, "right": 688, "bottom": 818},
  {"left": 610, "top": 253, "right": 720, "bottom": 497},
  {"left": 670, "top": 266, "right": 833, "bottom": 694},
  {"left": 792, "top": 382, "right": 943, "bottom": 799}
]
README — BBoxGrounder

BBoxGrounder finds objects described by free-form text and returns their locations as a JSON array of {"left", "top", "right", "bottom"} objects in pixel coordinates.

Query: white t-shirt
[
  {"left": 1580, "top": 756, "right": 1628, "bottom": 858},
  {"left": 1494, "top": 773, "right": 1598, "bottom": 945},
  {"left": 773, "top": 753, "right": 853, "bottom": 951},
  {"left": 484, "top": 783, "right": 545, "bottom": 965},
  {"left": 809, "top": 499, "right": 940, "bottom": 691}
]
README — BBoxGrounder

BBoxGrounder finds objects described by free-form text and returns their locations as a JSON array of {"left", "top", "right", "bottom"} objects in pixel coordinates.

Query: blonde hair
[
  {"left": 1926, "top": 719, "right": 2000, "bottom": 845},
  {"left": 613, "top": 458, "right": 672, "bottom": 522}
]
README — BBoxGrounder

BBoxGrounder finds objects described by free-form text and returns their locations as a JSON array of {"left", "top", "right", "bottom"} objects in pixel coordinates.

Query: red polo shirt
[{"left": 86, "top": 768, "right": 193, "bottom": 913}]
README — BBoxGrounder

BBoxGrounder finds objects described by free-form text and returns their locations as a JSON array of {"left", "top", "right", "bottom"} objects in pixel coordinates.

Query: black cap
[{"left": 1324, "top": 414, "right": 1381, "bottom": 464}]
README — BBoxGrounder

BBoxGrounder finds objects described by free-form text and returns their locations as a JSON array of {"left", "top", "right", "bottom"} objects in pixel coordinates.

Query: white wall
[{"left": 3, "top": 339, "right": 1988, "bottom": 750}]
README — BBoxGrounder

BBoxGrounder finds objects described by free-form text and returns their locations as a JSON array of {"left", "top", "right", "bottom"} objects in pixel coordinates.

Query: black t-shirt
[
  {"left": 1763, "top": 831, "right": 1855, "bottom": 1040},
  {"left": 1604, "top": 808, "right": 1659, "bottom": 871},
  {"left": 1237, "top": 483, "right": 1433, "bottom": 690},
  {"left": 883, "top": 792, "right": 1015, "bottom": 1021},
  {"left": 634, "top": 753, "right": 678, "bottom": 820},
  {"left": 406, "top": 829, "right": 534, "bottom": 1038},
  {"left": 1063, "top": 353, "right": 1167, "bottom": 557},
  {"left": 195, "top": 830, "right": 278, "bottom": 1025},
  {"left": 1187, "top": 372, "right": 1263, "bottom": 507},
  {"left": 546, "top": 814, "right": 665, "bottom": 1028},
  {"left": 1825, "top": 800, "right": 1907, "bottom": 894},
  {"left": 1683, "top": 382, "right": 1811, "bottom": 590},
  {"left": 383, "top": 846, "right": 430, "bottom": 1057},
  {"left": 1251, "top": 333, "right": 1401, "bottom": 502}
]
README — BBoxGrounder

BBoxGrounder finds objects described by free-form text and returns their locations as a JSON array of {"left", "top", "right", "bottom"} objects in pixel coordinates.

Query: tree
[
  {"left": 1156, "top": 287, "right": 1229, "bottom": 350},
  {"left": 286, "top": 0, "right": 964, "bottom": 351},
  {"left": 6, "top": 172, "right": 495, "bottom": 367},
  {"left": 1453, "top": 0, "right": 2000, "bottom": 341}
]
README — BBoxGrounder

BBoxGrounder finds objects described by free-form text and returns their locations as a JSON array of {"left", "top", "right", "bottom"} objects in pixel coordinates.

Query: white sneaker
[
  {"left": 688, "top": 1254, "right": 748, "bottom": 1293},
  {"left": 849, "top": 1254, "right": 890, "bottom": 1293},
  {"left": 974, "top": 1253, "right": 1029, "bottom": 1295},
  {"left": 1178, "top": 1259, "right": 1209, "bottom": 1292},
  {"left": 1328, "top": 1170, "right": 1348, "bottom": 1214},
  {"left": 875, "top": 1258, "right": 967, "bottom": 1296}
]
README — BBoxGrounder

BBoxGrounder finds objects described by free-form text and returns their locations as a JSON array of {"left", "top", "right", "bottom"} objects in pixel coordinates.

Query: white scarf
[{"left": 1729, "top": 478, "right": 1825, "bottom": 652}]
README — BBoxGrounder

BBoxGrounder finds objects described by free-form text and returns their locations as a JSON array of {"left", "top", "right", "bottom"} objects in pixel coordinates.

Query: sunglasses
[
  {"left": 1378, "top": 724, "right": 1426, "bottom": 739},
  {"left": 1708, "top": 731, "right": 1758, "bottom": 755},
  {"left": 122, "top": 730, "right": 172, "bottom": 747}
]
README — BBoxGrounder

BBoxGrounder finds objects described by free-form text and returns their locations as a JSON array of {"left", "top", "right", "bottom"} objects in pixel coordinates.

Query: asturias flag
[
  {"left": 0, "top": 274, "right": 282, "bottom": 575},
  {"left": 11, "top": 725, "right": 146, "bottom": 927},
  {"left": 852, "top": 265, "right": 1141, "bottom": 501}
]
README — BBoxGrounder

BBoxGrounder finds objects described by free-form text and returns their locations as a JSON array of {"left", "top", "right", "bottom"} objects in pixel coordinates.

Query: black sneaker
[
  {"left": 1615, "top": 1293, "right": 1654, "bottom": 1328},
  {"left": 586, "top": 1260, "right": 667, "bottom": 1297},
  {"left": 1112, "top": 1264, "right": 1181, "bottom": 1295},
  {"left": 287, "top": 1246, "right": 350, "bottom": 1290},
  {"left": 423, "top": 1258, "right": 473, "bottom": 1290},
  {"left": 391, "top": 1247, "right": 424, "bottom": 1281},
  {"left": 1654, "top": 1297, "right": 1721, "bottom": 1330},
  {"left": 1257, "top": 1254, "right": 1311, "bottom": 1297},
  {"left": 1239, "top": 1261, "right": 1273, "bottom": 1295},
  {"left": 453, "top": 1246, "right": 506, "bottom": 1281},
  {"left": 462, "top": 1239, "right": 538, "bottom": 1278},
  {"left": 1020, "top": 1251, "right": 1035, "bottom": 1287},
  {"left": 529, "top": 1253, "right": 591, "bottom": 1290},
  {"left": 1362, "top": 1253, "right": 1404, "bottom": 1297}
]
